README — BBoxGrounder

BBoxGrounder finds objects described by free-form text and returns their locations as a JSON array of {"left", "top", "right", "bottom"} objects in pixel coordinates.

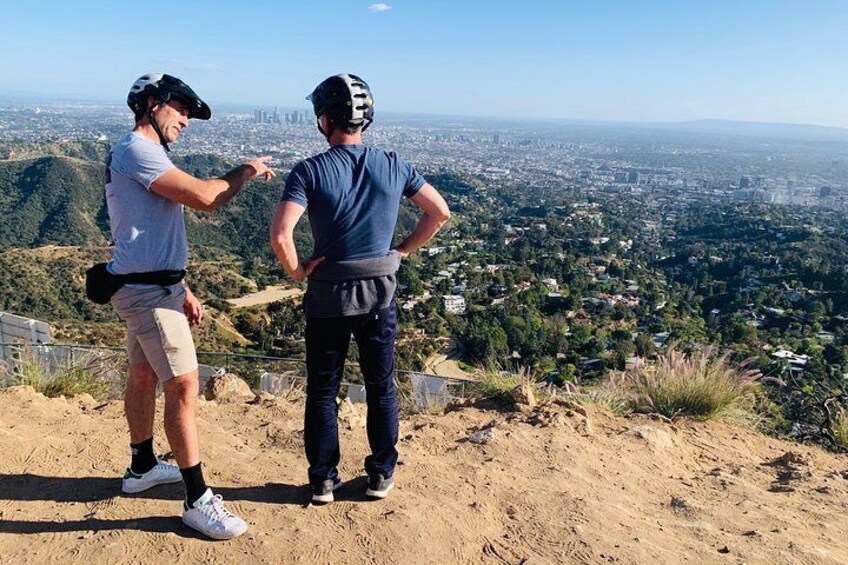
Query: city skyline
[{"left": 2, "top": 1, "right": 848, "bottom": 127}]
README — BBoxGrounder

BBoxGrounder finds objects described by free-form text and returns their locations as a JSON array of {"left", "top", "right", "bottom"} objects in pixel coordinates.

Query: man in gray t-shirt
[
  {"left": 106, "top": 73, "right": 275, "bottom": 540},
  {"left": 106, "top": 131, "right": 188, "bottom": 274}
]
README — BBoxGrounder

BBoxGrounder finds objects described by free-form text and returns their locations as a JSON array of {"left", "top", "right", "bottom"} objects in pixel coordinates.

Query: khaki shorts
[{"left": 110, "top": 284, "right": 198, "bottom": 382}]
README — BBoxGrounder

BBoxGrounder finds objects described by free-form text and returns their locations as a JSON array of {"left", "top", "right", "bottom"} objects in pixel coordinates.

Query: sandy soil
[
  {"left": 1, "top": 386, "right": 848, "bottom": 564},
  {"left": 227, "top": 286, "right": 303, "bottom": 309}
]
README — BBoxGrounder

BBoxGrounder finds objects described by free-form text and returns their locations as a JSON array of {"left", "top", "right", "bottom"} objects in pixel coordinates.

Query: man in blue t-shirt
[{"left": 270, "top": 74, "right": 450, "bottom": 503}]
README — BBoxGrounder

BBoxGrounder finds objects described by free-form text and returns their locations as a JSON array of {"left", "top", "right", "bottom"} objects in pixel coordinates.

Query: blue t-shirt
[{"left": 282, "top": 144, "right": 425, "bottom": 261}]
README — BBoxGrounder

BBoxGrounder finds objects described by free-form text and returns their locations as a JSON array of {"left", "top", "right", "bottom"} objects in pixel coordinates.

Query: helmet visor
[{"left": 161, "top": 74, "right": 211, "bottom": 120}]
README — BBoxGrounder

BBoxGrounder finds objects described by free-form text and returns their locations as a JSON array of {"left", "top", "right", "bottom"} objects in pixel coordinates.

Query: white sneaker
[
  {"left": 122, "top": 460, "right": 182, "bottom": 494},
  {"left": 182, "top": 489, "right": 248, "bottom": 540}
]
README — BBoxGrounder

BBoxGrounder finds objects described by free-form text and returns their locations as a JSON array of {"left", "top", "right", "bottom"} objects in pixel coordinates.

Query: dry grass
[
  {"left": 473, "top": 369, "right": 523, "bottom": 403},
  {"left": 582, "top": 387, "right": 630, "bottom": 416},
  {"left": 278, "top": 381, "right": 305, "bottom": 402},
  {"left": 604, "top": 347, "right": 762, "bottom": 421},
  {"left": 829, "top": 405, "right": 848, "bottom": 451},
  {"left": 10, "top": 346, "right": 123, "bottom": 401},
  {"left": 470, "top": 366, "right": 545, "bottom": 405}
]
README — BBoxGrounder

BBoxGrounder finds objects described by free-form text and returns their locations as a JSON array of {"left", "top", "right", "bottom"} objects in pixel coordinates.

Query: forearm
[
  {"left": 271, "top": 232, "right": 302, "bottom": 279},
  {"left": 395, "top": 213, "right": 448, "bottom": 256},
  {"left": 199, "top": 165, "right": 253, "bottom": 210}
]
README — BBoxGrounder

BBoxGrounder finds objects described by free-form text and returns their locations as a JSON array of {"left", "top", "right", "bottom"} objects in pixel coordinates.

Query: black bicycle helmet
[
  {"left": 306, "top": 73, "right": 374, "bottom": 131},
  {"left": 127, "top": 73, "right": 211, "bottom": 121}
]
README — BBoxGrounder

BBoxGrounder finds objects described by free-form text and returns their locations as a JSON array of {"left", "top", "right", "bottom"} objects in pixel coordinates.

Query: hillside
[
  {"left": 0, "top": 155, "right": 109, "bottom": 248},
  {"left": 0, "top": 151, "right": 304, "bottom": 258},
  {"left": 0, "top": 246, "right": 259, "bottom": 350},
  {"left": 0, "top": 144, "right": 421, "bottom": 257},
  {"left": 1, "top": 386, "right": 847, "bottom": 564}
]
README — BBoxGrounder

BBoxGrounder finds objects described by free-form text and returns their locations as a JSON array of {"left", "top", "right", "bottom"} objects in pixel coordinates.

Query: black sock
[
  {"left": 180, "top": 462, "right": 208, "bottom": 506},
  {"left": 130, "top": 437, "right": 157, "bottom": 474}
]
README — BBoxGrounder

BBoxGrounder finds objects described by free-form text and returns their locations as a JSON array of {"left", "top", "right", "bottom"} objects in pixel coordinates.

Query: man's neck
[
  {"left": 133, "top": 122, "right": 160, "bottom": 144},
  {"left": 328, "top": 131, "right": 363, "bottom": 147}
]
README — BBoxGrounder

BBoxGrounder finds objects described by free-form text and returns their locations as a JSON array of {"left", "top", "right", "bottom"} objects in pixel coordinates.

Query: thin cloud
[{"left": 369, "top": 3, "right": 391, "bottom": 12}]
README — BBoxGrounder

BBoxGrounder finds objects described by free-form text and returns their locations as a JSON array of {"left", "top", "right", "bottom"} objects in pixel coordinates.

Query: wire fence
[{"left": 0, "top": 342, "right": 472, "bottom": 411}]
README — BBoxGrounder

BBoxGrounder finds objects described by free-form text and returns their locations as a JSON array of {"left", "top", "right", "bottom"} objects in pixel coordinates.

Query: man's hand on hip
[{"left": 293, "top": 256, "right": 326, "bottom": 281}]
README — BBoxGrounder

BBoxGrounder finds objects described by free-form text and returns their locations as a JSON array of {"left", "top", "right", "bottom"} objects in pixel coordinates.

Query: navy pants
[{"left": 304, "top": 302, "right": 399, "bottom": 485}]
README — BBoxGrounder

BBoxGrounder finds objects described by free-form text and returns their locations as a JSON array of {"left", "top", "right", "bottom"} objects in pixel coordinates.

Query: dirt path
[
  {"left": 227, "top": 285, "right": 303, "bottom": 308},
  {"left": 2, "top": 386, "right": 848, "bottom": 564},
  {"left": 422, "top": 341, "right": 474, "bottom": 381}
]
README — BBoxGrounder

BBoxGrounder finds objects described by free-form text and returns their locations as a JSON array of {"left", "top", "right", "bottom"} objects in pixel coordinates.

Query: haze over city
[{"left": 2, "top": 0, "right": 848, "bottom": 127}]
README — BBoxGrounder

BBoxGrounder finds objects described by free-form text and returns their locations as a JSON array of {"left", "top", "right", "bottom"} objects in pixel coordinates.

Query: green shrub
[
  {"left": 470, "top": 366, "right": 547, "bottom": 406},
  {"left": 473, "top": 369, "right": 522, "bottom": 402}
]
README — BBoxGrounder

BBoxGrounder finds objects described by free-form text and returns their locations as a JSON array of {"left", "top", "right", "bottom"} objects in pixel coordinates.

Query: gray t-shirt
[{"left": 105, "top": 132, "right": 186, "bottom": 274}]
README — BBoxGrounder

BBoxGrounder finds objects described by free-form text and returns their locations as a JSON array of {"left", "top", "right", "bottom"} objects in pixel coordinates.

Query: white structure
[
  {"left": 541, "top": 278, "right": 559, "bottom": 292},
  {"left": 0, "top": 312, "right": 51, "bottom": 360},
  {"left": 772, "top": 349, "right": 809, "bottom": 371},
  {"left": 442, "top": 295, "right": 466, "bottom": 315},
  {"left": 0, "top": 312, "right": 50, "bottom": 345}
]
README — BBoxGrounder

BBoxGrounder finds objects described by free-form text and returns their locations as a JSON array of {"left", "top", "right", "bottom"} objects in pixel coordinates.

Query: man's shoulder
[{"left": 114, "top": 133, "right": 168, "bottom": 162}]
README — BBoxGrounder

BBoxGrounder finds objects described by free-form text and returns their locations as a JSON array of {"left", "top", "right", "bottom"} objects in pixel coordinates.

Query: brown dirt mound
[{"left": 1, "top": 385, "right": 848, "bottom": 564}]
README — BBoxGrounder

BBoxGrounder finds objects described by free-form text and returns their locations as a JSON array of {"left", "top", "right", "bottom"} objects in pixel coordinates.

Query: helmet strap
[{"left": 146, "top": 99, "right": 171, "bottom": 152}]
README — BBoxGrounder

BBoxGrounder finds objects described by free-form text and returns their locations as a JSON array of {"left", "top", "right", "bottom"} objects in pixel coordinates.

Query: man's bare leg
[
  {"left": 162, "top": 370, "right": 201, "bottom": 468},
  {"left": 125, "top": 361, "right": 158, "bottom": 444}
]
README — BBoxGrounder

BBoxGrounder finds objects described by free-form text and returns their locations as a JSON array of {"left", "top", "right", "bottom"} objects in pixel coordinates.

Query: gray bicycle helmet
[{"left": 307, "top": 73, "right": 374, "bottom": 132}]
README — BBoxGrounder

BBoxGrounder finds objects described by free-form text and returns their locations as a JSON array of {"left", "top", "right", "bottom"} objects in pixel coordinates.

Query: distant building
[
  {"left": 442, "top": 295, "right": 466, "bottom": 315},
  {"left": 772, "top": 349, "right": 809, "bottom": 372},
  {"left": 541, "top": 278, "right": 559, "bottom": 292}
]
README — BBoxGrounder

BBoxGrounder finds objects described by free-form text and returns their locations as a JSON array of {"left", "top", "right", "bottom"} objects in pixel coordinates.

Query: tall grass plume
[{"left": 605, "top": 346, "right": 764, "bottom": 422}]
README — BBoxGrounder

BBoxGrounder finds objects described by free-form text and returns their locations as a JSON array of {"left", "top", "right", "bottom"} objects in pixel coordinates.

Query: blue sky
[{"left": 2, "top": 1, "right": 847, "bottom": 126}]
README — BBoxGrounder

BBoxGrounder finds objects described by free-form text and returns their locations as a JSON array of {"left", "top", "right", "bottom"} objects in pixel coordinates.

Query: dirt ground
[{"left": 1, "top": 385, "right": 848, "bottom": 564}]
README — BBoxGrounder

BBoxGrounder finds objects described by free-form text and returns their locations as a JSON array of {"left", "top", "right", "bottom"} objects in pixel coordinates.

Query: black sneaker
[
  {"left": 311, "top": 476, "right": 343, "bottom": 504},
  {"left": 365, "top": 474, "right": 394, "bottom": 499}
]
